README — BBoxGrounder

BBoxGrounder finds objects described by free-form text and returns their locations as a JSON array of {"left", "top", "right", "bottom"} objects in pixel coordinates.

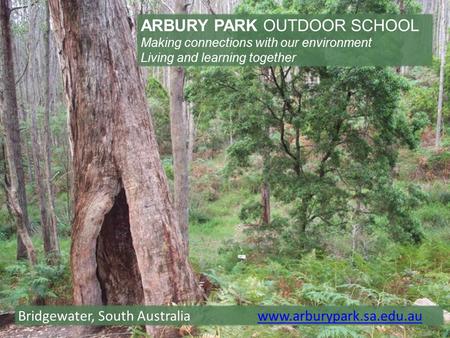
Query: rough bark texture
[
  {"left": 0, "top": 0, "right": 36, "bottom": 265},
  {"left": 170, "top": 0, "right": 190, "bottom": 257},
  {"left": 48, "top": 0, "right": 203, "bottom": 336}
]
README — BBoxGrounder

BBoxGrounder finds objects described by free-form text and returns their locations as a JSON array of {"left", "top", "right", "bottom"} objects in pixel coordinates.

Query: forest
[{"left": 0, "top": 0, "right": 449, "bottom": 337}]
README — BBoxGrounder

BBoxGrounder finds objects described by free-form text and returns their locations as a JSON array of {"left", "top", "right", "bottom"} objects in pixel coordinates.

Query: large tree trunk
[
  {"left": 436, "top": 0, "right": 447, "bottom": 148},
  {"left": 48, "top": 0, "right": 203, "bottom": 336},
  {"left": 170, "top": 0, "right": 190, "bottom": 257},
  {"left": 0, "top": 0, "right": 36, "bottom": 265}
]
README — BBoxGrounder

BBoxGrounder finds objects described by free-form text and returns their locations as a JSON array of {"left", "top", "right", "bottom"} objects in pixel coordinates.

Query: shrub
[
  {"left": 0, "top": 258, "right": 71, "bottom": 309},
  {"left": 415, "top": 203, "right": 450, "bottom": 228},
  {"left": 0, "top": 206, "right": 14, "bottom": 240}
]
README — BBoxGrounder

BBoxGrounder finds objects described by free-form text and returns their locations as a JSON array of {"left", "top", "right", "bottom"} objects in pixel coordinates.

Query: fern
[
  {"left": 299, "top": 283, "right": 359, "bottom": 306},
  {"left": 0, "top": 259, "right": 69, "bottom": 308},
  {"left": 339, "top": 283, "right": 407, "bottom": 305}
]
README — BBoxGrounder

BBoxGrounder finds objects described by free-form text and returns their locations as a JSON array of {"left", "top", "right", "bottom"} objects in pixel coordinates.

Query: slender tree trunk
[
  {"left": 170, "top": 0, "right": 190, "bottom": 256},
  {"left": 48, "top": 1, "right": 202, "bottom": 336},
  {"left": 261, "top": 181, "right": 270, "bottom": 225},
  {"left": 25, "top": 0, "right": 59, "bottom": 264},
  {"left": 436, "top": 0, "right": 447, "bottom": 148},
  {"left": 435, "top": 0, "right": 442, "bottom": 56},
  {"left": 352, "top": 188, "right": 362, "bottom": 255},
  {"left": 261, "top": 132, "right": 271, "bottom": 226},
  {"left": 0, "top": 0, "right": 36, "bottom": 265},
  {"left": 29, "top": 106, "right": 52, "bottom": 252},
  {"left": 187, "top": 102, "right": 195, "bottom": 164},
  {"left": 396, "top": 0, "right": 406, "bottom": 74},
  {"left": 42, "top": 1, "right": 60, "bottom": 263},
  {"left": 16, "top": 44, "right": 34, "bottom": 261},
  {"left": 260, "top": 70, "right": 271, "bottom": 226}
]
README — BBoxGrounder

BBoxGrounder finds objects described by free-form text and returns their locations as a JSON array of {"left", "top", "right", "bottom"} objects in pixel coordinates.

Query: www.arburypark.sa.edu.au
[{"left": 15, "top": 306, "right": 443, "bottom": 326}]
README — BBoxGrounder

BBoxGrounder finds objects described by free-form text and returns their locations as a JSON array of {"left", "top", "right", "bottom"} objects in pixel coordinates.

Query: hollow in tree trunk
[{"left": 48, "top": 0, "right": 203, "bottom": 336}]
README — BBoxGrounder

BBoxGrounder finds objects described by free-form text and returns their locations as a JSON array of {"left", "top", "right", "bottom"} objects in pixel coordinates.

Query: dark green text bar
[
  {"left": 137, "top": 14, "right": 432, "bottom": 66},
  {"left": 16, "top": 306, "right": 443, "bottom": 326}
]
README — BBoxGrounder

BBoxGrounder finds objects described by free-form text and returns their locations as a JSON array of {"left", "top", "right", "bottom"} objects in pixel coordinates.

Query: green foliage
[
  {"left": 427, "top": 182, "right": 450, "bottom": 205},
  {"left": 316, "top": 326, "right": 364, "bottom": 338},
  {"left": 129, "top": 326, "right": 150, "bottom": 338},
  {"left": 410, "top": 272, "right": 450, "bottom": 305},
  {"left": 0, "top": 258, "right": 70, "bottom": 309},
  {"left": 215, "top": 275, "right": 276, "bottom": 305},
  {"left": 190, "top": 64, "right": 425, "bottom": 247},
  {"left": 236, "top": 0, "right": 420, "bottom": 15},
  {"left": 189, "top": 207, "right": 211, "bottom": 224},
  {"left": 339, "top": 284, "right": 405, "bottom": 305},
  {"left": 404, "top": 84, "right": 438, "bottom": 122},
  {"left": 0, "top": 6, "right": 447, "bottom": 338},
  {"left": 189, "top": 0, "right": 429, "bottom": 250},
  {"left": 239, "top": 199, "right": 262, "bottom": 224},
  {"left": 415, "top": 202, "right": 450, "bottom": 228},
  {"left": 428, "top": 151, "right": 450, "bottom": 170},
  {"left": 369, "top": 182, "right": 425, "bottom": 243},
  {"left": 213, "top": 229, "right": 449, "bottom": 308},
  {"left": 145, "top": 77, "right": 171, "bottom": 155},
  {"left": 299, "top": 283, "right": 359, "bottom": 306},
  {"left": 0, "top": 205, "right": 14, "bottom": 240},
  {"left": 161, "top": 157, "right": 174, "bottom": 180}
]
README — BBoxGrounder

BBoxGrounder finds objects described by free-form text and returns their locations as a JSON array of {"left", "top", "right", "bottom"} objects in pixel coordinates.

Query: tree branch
[
  {"left": 201, "top": 0, "right": 216, "bottom": 14},
  {"left": 11, "top": 0, "right": 39, "bottom": 13},
  {"left": 158, "top": 0, "right": 175, "bottom": 13}
]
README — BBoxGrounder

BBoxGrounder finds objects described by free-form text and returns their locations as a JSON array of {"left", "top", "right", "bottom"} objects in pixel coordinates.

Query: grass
[
  {"left": 190, "top": 188, "right": 247, "bottom": 271},
  {"left": 0, "top": 154, "right": 449, "bottom": 336}
]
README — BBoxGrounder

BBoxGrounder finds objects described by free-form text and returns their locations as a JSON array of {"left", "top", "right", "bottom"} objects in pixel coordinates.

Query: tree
[
  {"left": 435, "top": 0, "right": 448, "bottom": 148},
  {"left": 48, "top": 0, "right": 202, "bottom": 336},
  {"left": 0, "top": 0, "right": 36, "bottom": 264},
  {"left": 189, "top": 0, "right": 426, "bottom": 251},
  {"left": 192, "top": 68, "right": 424, "bottom": 251},
  {"left": 41, "top": 0, "right": 60, "bottom": 263},
  {"left": 21, "top": 0, "right": 60, "bottom": 264},
  {"left": 169, "top": 0, "right": 190, "bottom": 256}
]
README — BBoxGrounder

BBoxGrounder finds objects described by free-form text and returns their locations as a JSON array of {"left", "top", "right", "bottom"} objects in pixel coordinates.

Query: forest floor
[{"left": 0, "top": 148, "right": 449, "bottom": 337}]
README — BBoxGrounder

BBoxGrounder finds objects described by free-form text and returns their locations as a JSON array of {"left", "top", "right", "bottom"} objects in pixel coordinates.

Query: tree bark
[
  {"left": 261, "top": 132, "right": 271, "bottom": 226},
  {"left": 170, "top": 0, "right": 190, "bottom": 256},
  {"left": 261, "top": 181, "right": 270, "bottom": 225},
  {"left": 42, "top": 0, "right": 60, "bottom": 263},
  {"left": 436, "top": 0, "right": 447, "bottom": 148},
  {"left": 29, "top": 106, "right": 51, "bottom": 257},
  {"left": 260, "top": 70, "right": 271, "bottom": 226},
  {"left": 187, "top": 102, "right": 195, "bottom": 164},
  {"left": 0, "top": 0, "right": 36, "bottom": 265},
  {"left": 48, "top": 0, "right": 203, "bottom": 336}
]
